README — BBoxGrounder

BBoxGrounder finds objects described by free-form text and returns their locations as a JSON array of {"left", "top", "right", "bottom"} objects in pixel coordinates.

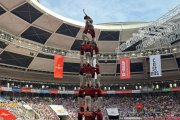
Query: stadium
[{"left": 0, "top": 0, "right": 180, "bottom": 119}]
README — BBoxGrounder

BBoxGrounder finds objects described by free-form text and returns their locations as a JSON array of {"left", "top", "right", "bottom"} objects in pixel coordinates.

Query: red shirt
[
  {"left": 80, "top": 44, "right": 85, "bottom": 55},
  {"left": 96, "top": 112, "right": 103, "bottom": 120},
  {"left": 78, "top": 89, "right": 85, "bottom": 97},
  {"left": 91, "top": 43, "right": 99, "bottom": 54},
  {"left": 84, "top": 44, "right": 92, "bottom": 52},
  {"left": 84, "top": 87, "right": 95, "bottom": 97},
  {"left": 85, "top": 65, "right": 92, "bottom": 74},
  {"left": 95, "top": 66, "right": 100, "bottom": 74},
  {"left": 84, "top": 111, "right": 94, "bottom": 120},
  {"left": 79, "top": 66, "right": 85, "bottom": 75},
  {"left": 95, "top": 88, "right": 102, "bottom": 97},
  {"left": 78, "top": 112, "right": 84, "bottom": 120},
  {"left": 95, "top": 46, "right": 99, "bottom": 54},
  {"left": 91, "top": 67, "right": 95, "bottom": 78}
]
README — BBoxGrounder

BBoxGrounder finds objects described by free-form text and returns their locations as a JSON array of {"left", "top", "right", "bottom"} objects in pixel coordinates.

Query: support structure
[{"left": 78, "top": 13, "right": 103, "bottom": 120}]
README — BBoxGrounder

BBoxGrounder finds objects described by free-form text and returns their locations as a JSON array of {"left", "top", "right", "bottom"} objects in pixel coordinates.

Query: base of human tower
[{"left": 77, "top": 87, "right": 103, "bottom": 120}]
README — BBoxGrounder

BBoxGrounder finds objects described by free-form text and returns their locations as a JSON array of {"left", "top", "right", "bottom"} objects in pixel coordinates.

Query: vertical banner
[
  {"left": 150, "top": 55, "right": 162, "bottom": 77},
  {"left": 120, "top": 57, "right": 130, "bottom": 79},
  {"left": 54, "top": 55, "right": 64, "bottom": 78}
]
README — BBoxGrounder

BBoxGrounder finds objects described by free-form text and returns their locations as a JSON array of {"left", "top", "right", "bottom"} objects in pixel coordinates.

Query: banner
[
  {"left": 54, "top": 55, "right": 64, "bottom": 78},
  {"left": 115, "top": 90, "right": 132, "bottom": 94},
  {"left": 21, "top": 88, "right": 31, "bottom": 93},
  {"left": 49, "top": 90, "right": 58, "bottom": 94},
  {"left": 31, "top": 89, "right": 40, "bottom": 93},
  {"left": 106, "top": 108, "right": 119, "bottom": 116},
  {"left": 12, "top": 87, "right": 20, "bottom": 92},
  {"left": 120, "top": 57, "right": 130, "bottom": 79},
  {"left": 40, "top": 90, "right": 49, "bottom": 94},
  {"left": 150, "top": 55, "right": 162, "bottom": 77},
  {"left": 49, "top": 105, "right": 68, "bottom": 116},
  {"left": 0, "top": 109, "right": 16, "bottom": 120},
  {"left": 2, "top": 87, "right": 12, "bottom": 91}
]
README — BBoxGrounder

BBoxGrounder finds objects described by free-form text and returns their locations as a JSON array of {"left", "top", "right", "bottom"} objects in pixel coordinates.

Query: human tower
[{"left": 77, "top": 11, "right": 103, "bottom": 120}]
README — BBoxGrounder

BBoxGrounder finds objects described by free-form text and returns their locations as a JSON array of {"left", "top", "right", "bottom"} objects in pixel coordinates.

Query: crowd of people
[{"left": 0, "top": 92, "right": 179, "bottom": 120}]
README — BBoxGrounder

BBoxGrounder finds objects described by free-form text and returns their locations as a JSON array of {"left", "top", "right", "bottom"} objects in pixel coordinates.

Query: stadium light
[
  {"left": 123, "top": 86, "right": 126, "bottom": 90},
  {"left": 172, "top": 48, "right": 177, "bottom": 51},
  {"left": 7, "top": 83, "right": 10, "bottom": 87},
  {"left": 25, "top": 84, "right": 28, "bottom": 88},
  {"left": 169, "top": 83, "right": 173, "bottom": 88},
  {"left": 156, "top": 50, "right": 160, "bottom": 53},
  {"left": 148, "top": 51, "right": 152, "bottom": 54},
  {"left": 108, "top": 87, "right": 110, "bottom": 90},
  {"left": 156, "top": 84, "right": 159, "bottom": 89},
  {"left": 131, "top": 53, "right": 135, "bottom": 56},
  {"left": 164, "top": 49, "right": 168, "bottom": 53},
  {"left": 173, "top": 83, "right": 177, "bottom": 88}
]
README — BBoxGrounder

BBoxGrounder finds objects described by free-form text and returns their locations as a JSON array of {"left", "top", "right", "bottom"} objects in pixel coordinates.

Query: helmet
[{"left": 84, "top": 15, "right": 91, "bottom": 20}]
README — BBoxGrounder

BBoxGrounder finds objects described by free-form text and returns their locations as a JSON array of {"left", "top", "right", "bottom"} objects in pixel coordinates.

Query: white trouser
[
  {"left": 85, "top": 52, "right": 92, "bottom": 65},
  {"left": 86, "top": 74, "right": 92, "bottom": 87},
  {"left": 92, "top": 78, "right": 96, "bottom": 88},
  {"left": 80, "top": 55, "right": 84, "bottom": 66},
  {"left": 85, "top": 96, "right": 91, "bottom": 111},
  {"left": 82, "top": 33, "right": 90, "bottom": 41},
  {"left": 78, "top": 97, "right": 84, "bottom": 106},
  {"left": 95, "top": 74, "right": 101, "bottom": 87},
  {"left": 79, "top": 75, "right": 86, "bottom": 88}
]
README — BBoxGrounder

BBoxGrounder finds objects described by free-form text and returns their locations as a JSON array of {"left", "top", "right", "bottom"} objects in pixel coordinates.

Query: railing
[
  {"left": 0, "top": 29, "right": 180, "bottom": 60},
  {"left": 117, "top": 4, "right": 180, "bottom": 52}
]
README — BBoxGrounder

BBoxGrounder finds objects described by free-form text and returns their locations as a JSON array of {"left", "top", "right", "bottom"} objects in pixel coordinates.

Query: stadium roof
[{"left": 0, "top": 0, "right": 179, "bottom": 84}]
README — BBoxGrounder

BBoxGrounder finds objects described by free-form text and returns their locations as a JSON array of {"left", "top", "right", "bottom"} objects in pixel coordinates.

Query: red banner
[
  {"left": 0, "top": 109, "right": 16, "bottom": 120},
  {"left": 49, "top": 90, "right": 58, "bottom": 94},
  {"left": 171, "top": 87, "right": 180, "bottom": 91},
  {"left": 120, "top": 57, "right": 130, "bottom": 79},
  {"left": 74, "top": 90, "right": 79, "bottom": 94},
  {"left": 54, "top": 55, "right": 64, "bottom": 78},
  {"left": 101, "top": 91, "right": 107, "bottom": 95},
  {"left": 21, "top": 88, "right": 31, "bottom": 93},
  {"left": 115, "top": 90, "right": 132, "bottom": 94}
]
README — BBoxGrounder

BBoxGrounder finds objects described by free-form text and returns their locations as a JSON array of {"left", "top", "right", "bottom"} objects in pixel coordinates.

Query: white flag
[{"left": 150, "top": 55, "right": 162, "bottom": 77}]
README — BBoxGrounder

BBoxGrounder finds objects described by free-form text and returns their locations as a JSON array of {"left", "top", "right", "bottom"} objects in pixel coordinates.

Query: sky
[{"left": 39, "top": 0, "right": 180, "bottom": 24}]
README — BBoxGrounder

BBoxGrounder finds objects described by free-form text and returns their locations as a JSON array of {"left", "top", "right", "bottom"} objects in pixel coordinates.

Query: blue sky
[{"left": 39, "top": 0, "right": 180, "bottom": 24}]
